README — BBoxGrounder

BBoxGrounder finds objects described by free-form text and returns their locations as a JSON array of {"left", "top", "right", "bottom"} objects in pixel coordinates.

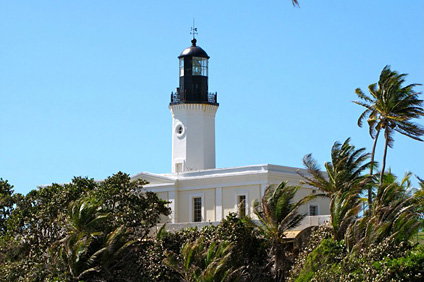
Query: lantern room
[{"left": 170, "top": 38, "right": 218, "bottom": 105}]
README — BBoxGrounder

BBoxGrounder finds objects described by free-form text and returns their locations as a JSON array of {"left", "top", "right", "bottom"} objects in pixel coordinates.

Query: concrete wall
[
  {"left": 291, "top": 187, "right": 330, "bottom": 216},
  {"left": 155, "top": 191, "right": 171, "bottom": 224},
  {"left": 178, "top": 188, "right": 216, "bottom": 222},
  {"left": 222, "top": 184, "right": 261, "bottom": 218}
]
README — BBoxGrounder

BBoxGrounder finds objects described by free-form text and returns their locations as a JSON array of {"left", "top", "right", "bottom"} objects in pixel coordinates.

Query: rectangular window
[
  {"left": 193, "top": 197, "right": 202, "bottom": 222},
  {"left": 238, "top": 195, "right": 246, "bottom": 217},
  {"left": 309, "top": 205, "right": 318, "bottom": 216}
]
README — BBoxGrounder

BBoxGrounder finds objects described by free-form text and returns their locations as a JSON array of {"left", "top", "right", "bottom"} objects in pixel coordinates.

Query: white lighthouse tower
[{"left": 169, "top": 37, "right": 218, "bottom": 173}]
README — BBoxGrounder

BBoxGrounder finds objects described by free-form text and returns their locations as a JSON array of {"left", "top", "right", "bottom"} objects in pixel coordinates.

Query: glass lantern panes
[
  {"left": 192, "top": 57, "right": 208, "bottom": 76},
  {"left": 179, "top": 59, "right": 184, "bottom": 77}
]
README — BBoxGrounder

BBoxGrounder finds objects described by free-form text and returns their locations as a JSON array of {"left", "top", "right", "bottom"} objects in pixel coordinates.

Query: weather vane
[{"left": 190, "top": 19, "right": 198, "bottom": 39}]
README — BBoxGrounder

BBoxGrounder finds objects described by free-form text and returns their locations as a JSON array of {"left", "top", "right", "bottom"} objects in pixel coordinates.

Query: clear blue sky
[{"left": 1, "top": 0, "right": 423, "bottom": 195}]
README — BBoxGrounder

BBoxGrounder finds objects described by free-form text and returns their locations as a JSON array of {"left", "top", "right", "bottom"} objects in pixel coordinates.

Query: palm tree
[
  {"left": 252, "top": 182, "right": 316, "bottom": 281},
  {"left": 56, "top": 198, "right": 108, "bottom": 279},
  {"left": 415, "top": 176, "right": 424, "bottom": 216},
  {"left": 164, "top": 239, "right": 242, "bottom": 282},
  {"left": 57, "top": 198, "right": 135, "bottom": 281},
  {"left": 345, "top": 172, "right": 423, "bottom": 252},
  {"left": 298, "top": 138, "right": 371, "bottom": 241},
  {"left": 354, "top": 66, "right": 424, "bottom": 199}
]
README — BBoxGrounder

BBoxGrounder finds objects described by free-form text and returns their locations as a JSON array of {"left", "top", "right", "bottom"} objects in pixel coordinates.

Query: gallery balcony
[{"left": 170, "top": 91, "right": 218, "bottom": 106}]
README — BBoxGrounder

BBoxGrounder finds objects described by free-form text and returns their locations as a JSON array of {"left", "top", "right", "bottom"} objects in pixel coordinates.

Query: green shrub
[
  {"left": 308, "top": 238, "right": 418, "bottom": 281},
  {"left": 295, "top": 238, "right": 345, "bottom": 282},
  {"left": 373, "top": 244, "right": 424, "bottom": 281},
  {"left": 288, "top": 226, "right": 332, "bottom": 282}
]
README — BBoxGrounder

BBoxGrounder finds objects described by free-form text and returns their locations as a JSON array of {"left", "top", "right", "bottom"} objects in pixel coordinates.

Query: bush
[
  {"left": 160, "top": 213, "right": 272, "bottom": 281},
  {"left": 307, "top": 238, "right": 418, "bottom": 282},
  {"left": 373, "top": 244, "right": 424, "bottom": 281},
  {"left": 294, "top": 238, "right": 345, "bottom": 282},
  {"left": 288, "top": 225, "right": 332, "bottom": 281}
]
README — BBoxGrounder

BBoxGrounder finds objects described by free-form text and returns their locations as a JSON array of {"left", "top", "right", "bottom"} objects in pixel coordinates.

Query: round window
[{"left": 175, "top": 124, "right": 185, "bottom": 138}]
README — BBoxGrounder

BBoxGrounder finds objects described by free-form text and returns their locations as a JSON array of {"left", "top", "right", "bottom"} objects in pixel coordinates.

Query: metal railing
[{"left": 170, "top": 91, "right": 218, "bottom": 105}]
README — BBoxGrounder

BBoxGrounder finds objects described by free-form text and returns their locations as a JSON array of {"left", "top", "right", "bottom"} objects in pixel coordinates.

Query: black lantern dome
[
  {"left": 178, "top": 39, "right": 209, "bottom": 59},
  {"left": 170, "top": 39, "right": 218, "bottom": 106}
]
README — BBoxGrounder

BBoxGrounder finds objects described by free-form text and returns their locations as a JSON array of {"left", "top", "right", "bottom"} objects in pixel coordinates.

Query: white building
[{"left": 132, "top": 38, "right": 330, "bottom": 229}]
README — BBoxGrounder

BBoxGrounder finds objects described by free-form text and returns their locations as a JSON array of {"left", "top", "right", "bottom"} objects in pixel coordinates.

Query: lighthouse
[
  {"left": 169, "top": 37, "right": 218, "bottom": 173},
  {"left": 132, "top": 33, "right": 331, "bottom": 225}
]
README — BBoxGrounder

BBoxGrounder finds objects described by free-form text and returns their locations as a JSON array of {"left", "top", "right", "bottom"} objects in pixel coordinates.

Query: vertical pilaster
[
  {"left": 215, "top": 187, "right": 222, "bottom": 221},
  {"left": 261, "top": 184, "right": 267, "bottom": 198},
  {"left": 169, "top": 191, "right": 177, "bottom": 223}
]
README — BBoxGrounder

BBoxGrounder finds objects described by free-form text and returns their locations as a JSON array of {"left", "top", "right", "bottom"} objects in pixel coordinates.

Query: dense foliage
[
  {"left": 0, "top": 172, "right": 171, "bottom": 281},
  {"left": 287, "top": 65, "right": 424, "bottom": 281}
]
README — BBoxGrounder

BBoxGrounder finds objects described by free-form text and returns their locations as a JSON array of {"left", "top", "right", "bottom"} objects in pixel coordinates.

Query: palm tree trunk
[
  {"left": 368, "top": 128, "right": 380, "bottom": 208},
  {"left": 274, "top": 246, "right": 281, "bottom": 281},
  {"left": 380, "top": 128, "right": 389, "bottom": 186},
  {"left": 329, "top": 197, "right": 337, "bottom": 240},
  {"left": 274, "top": 245, "right": 284, "bottom": 282}
]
